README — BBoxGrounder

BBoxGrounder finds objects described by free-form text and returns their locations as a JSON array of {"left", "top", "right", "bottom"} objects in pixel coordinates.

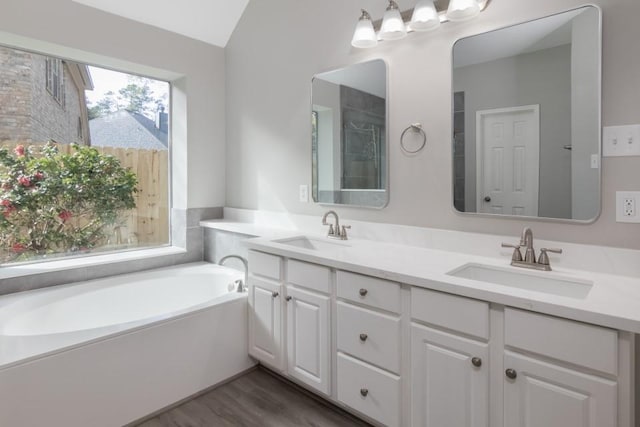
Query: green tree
[
  {"left": 0, "top": 142, "right": 138, "bottom": 262},
  {"left": 87, "top": 90, "right": 119, "bottom": 119}
]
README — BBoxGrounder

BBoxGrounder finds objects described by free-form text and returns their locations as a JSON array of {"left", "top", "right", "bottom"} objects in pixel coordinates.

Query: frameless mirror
[
  {"left": 312, "top": 59, "right": 388, "bottom": 208},
  {"left": 452, "top": 6, "right": 601, "bottom": 221}
]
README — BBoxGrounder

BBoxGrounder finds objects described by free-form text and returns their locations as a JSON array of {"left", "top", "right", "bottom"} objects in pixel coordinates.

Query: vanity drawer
[
  {"left": 337, "top": 301, "right": 401, "bottom": 374},
  {"left": 337, "top": 270, "right": 401, "bottom": 314},
  {"left": 287, "top": 259, "right": 330, "bottom": 293},
  {"left": 248, "top": 250, "right": 282, "bottom": 281},
  {"left": 337, "top": 352, "right": 401, "bottom": 427},
  {"left": 505, "top": 308, "right": 618, "bottom": 375},
  {"left": 411, "top": 287, "right": 489, "bottom": 340}
]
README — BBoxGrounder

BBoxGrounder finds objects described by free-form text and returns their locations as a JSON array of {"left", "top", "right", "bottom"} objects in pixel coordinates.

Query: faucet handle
[
  {"left": 501, "top": 242, "right": 523, "bottom": 262},
  {"left": 538, "top": 248, "right": 563, "bottom": 266},
  {"left": 340, "top": 225, "right": 351, "bottom": 240}
]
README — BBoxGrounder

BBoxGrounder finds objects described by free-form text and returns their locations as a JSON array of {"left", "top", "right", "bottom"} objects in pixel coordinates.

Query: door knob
[
  {"left": 505, "top": 368, "right": 517, "bottom": 379},
  {"left": 360, "top": 388, "right": 369, "bottom": 397},
  {"left": 272, "top": 291, "right": 279, "bottom": 298},
  {"left": 484, "top": 196, "right": 491, "bottom": 202},
  {"left": 471, "top": 357, "right": 482, "bottom": 367},
  {"left": 285, "top": 296, "right": 292, "bottom": 302},
  {"left": 359, "top": 288, "right": 368, "bottom": 296},
  {"left": 359, "top": 333, "right": 368, "bottom": 342}
]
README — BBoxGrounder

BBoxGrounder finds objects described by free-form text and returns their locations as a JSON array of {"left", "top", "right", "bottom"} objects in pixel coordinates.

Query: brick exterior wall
[
  {"left": 0, "top": 46, "right": 85, "bottom": 144},
  {"left": 0, "top": 47, "right": 33, "bottom": 142}
]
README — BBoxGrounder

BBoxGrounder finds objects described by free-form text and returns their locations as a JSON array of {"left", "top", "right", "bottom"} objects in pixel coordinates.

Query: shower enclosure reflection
[{"left": 312, "top": 59, "right": 388, "bottom": 208}]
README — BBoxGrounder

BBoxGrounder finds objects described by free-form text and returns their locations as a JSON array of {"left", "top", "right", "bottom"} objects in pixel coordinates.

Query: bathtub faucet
[{"left": 219, "top": 255, "right": 248, "bottom": 293}]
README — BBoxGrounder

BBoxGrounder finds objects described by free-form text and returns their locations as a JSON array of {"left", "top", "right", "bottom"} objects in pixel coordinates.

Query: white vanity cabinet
[
  {"left": 248, "top": 251, "right": 284, "bottom": 371},
  {"left": 247, "top": 252, "right": 332, "bottom": 395},
  {"left": 410, "top": 288, "right": 490, "bottom": 427},
  {"left": 336, "top": 271, "right": 403, "bottom": 427},
  {"left": 502, "top": 308, "right": 620, "bottom": 427},
  {"left": 285, "top": 260, "right": 331, "bottom": 395},
  {"left": 247, "top": 248, "right": 634, "bottom": 427}
]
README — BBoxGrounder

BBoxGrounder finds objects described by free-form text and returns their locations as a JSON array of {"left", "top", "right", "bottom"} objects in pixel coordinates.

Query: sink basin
[
  {"left": 447, "top": 263, "right": 593, "bottom": 299},
  {"left": 273, "top": 236, "right": 351, "bottom": 251}
]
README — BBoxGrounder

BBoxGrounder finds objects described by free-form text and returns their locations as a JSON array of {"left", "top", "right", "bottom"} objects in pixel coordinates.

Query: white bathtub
[{"left": 0, "top": 262, "right": 256, "bottom": 427}]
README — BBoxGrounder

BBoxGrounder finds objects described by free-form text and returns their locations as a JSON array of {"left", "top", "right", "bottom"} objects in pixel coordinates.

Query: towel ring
[{"left": 400, "top": 123, "right": 426, "bottom": 154}]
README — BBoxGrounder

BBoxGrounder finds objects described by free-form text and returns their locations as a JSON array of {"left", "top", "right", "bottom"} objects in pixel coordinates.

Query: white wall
[
  {"left": 225, "top": 0, "right": 640, "bottom": 250},
  {"left": 0, "top": 0, "right": 226, "bottom": 209}
]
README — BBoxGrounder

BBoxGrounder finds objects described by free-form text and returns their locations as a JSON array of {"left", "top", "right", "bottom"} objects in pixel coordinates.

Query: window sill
[{"left": 0, "top": 246, "right": 187, "bottom": 280}]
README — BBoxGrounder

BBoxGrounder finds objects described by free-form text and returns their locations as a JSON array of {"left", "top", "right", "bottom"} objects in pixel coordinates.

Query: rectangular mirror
[
  {"left": 312, "top": 59, "right": 388, "bottom": 209},
  {"left": 452, "top": 6, "right": 601, "bottom": 222}
]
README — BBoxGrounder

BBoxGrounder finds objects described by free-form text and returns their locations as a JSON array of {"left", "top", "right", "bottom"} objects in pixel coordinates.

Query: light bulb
[
  {"left": 410, "top": 0, "right": 440, "bottom": 32},
  {"left": 351, "top": 9, "right": 378, "bottom": 48},
  {"left": 380, "top": 0, "right": 407, "bottom": 41}
]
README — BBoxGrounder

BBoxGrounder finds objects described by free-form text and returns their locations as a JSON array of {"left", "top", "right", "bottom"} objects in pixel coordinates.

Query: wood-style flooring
[{"left": 136, "top": 367, "right": 371, "bottom": 427}]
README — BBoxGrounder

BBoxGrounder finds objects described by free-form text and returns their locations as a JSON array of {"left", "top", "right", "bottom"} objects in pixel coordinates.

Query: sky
[{"left": 84, "top": 66, "right": 170, "bottom": 115}]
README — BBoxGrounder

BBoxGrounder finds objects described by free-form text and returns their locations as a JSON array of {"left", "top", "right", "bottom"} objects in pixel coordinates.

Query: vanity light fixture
[
  {"left": 380, "top": 0, "right": 407, "bottom": 41},
  {"left": 351, "top": 0, "right": 490, "bottom": 48},
  {"left": 446, "top": 0, "right": 481, "bottom": 22},
  {"left": 351, "top": 9, "right": 378, "bottom": 48},
  {"left": 410, "top": 0, "right": 440, "bottom": 32}
]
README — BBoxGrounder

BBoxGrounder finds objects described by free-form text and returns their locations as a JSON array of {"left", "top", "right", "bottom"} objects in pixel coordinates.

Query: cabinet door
[
  {"left": 286, "top": 286, "right": 331, "bottom": 395},
  {"left": 248, "top": 277, "right": 283, "bottom": 370},
  {"left": 411, "top": 323, "right": 489, "bottom": 427},
  {"left": 504, "top": 351, "right": 617, "bottom": 427}
]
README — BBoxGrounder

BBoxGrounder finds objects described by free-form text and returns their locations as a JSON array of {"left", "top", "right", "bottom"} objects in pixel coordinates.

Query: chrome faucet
[
  {"left": 219, "top": 255, "right": 248, "bottom": 292},
  {"left": 502, "top": 227, "right": 563, "bottom": 271},
  {"left": 322, "top": 210, "right": 351, "bottom": 240}
]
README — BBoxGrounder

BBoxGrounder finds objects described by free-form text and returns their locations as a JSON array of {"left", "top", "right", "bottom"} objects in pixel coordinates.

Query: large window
[{"left": 0, "top": 45, "right": 170, "bottom": 265}]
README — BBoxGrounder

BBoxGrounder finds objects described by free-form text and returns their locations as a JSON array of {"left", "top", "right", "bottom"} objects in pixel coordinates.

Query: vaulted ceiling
[{"left": 72, "top": 0, "right": 250, "bottom": 47}]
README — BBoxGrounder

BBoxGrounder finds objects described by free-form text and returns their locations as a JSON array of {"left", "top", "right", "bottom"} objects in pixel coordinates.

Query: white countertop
[{"left": 244, "top": 230, "right": 640, "bottom": 334}]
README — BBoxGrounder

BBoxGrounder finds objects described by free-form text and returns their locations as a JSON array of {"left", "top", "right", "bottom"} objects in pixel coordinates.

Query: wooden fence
[{"left": 0, "top": 142, "right": 169, "bottom": 246}]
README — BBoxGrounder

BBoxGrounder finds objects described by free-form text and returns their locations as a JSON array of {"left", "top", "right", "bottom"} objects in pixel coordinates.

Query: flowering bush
[{"left": 0, "top": 142, "right": 138, "bottom": 263}]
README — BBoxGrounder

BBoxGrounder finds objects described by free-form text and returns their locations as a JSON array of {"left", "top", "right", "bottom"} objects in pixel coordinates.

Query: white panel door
[
  {"left": 286, "top": 286, "right": 331, "bottom": 395},
  {"left": 248, "top": 277, "right": 283, "bottom": 370},
  {"left": 476, "top": 105, "right": 539, "bottom": 216},
  {"left": 504, "top": 351, "right": 617, "bottom": 427},
  {"left": 411, "top": 323, "right": 489, "bottom": 427}
]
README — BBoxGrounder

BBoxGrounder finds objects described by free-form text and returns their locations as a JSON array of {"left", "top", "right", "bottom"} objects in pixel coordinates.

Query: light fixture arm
[
  {"left": 358, "top": 9, "right": 372, "bottom": 21},
  {"left": 386, "top": 0, "right": 400, "bottom": 11}
]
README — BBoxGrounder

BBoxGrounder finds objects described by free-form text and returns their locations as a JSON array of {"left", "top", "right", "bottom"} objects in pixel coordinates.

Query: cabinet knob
[
  {"left": 285, "top": 296, "right": 292, "bottom": 302},
  {"left": 471, "top": 357, "right": 482, "bottom": 368},
  {"left": 359, "top": 288, "right": 368, "bottom": 297},
  {"left": 505, "top": 368, "right": 517, "bottom": 380},
  {"left": 360, "top": 388, "right": 369, "bottom": 397},
  {"left": 359, "top": 333, "right": 368, "bottom": 342},
  {"left": 272, "top": 291, "right": 279, "bottom": 298}
]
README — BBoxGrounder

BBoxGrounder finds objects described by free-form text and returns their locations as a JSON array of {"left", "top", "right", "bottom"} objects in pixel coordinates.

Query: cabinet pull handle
[
  {"left": 505, "top": 368, "right": 517, "bottom": 380},
  {"left": 272, "top": 291, "right": 279, "bottom": 298},
  {"left": 360, "top": 388, "right": 369, "bottom": 397},
  {"left": 471, "top": 357, "right": 482, "bottom": 367},
  {"left": 285, "top": 296, "right": 292, "bottom": 302},
  {"left": 359, "top": 333, "right": 368, "bottom": 342},
  {"left": 359, "top": 288, "right": 368, "bottom": 296}
]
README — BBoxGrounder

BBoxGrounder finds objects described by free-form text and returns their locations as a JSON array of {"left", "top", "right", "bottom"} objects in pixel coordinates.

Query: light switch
[
  {"left": 603, "top": 125, "right": 640, "bottom": 157},
  {"left": 299, "top": 185, "right": 309, "bottom": 203}
]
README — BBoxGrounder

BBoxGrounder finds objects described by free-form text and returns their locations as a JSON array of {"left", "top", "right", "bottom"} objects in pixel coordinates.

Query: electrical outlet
[
  {"left": 624, "top": 198, "right": 635, "bottom": 216},
  {"left": 299, "top": 185, "right": 309, "bottom": 203},
  {"left": 616, "top": 191, "right": 640, "bottom": 223}
]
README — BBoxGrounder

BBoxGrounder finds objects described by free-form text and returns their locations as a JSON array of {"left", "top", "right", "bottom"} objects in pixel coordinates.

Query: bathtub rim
[{"left": 0, "top": 262, "right": 247, "bottom": 371}]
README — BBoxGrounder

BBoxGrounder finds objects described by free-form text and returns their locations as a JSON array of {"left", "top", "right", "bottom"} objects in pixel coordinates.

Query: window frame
[{"left": 0, "top": 44, "right": 174, "bottom": 268}]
